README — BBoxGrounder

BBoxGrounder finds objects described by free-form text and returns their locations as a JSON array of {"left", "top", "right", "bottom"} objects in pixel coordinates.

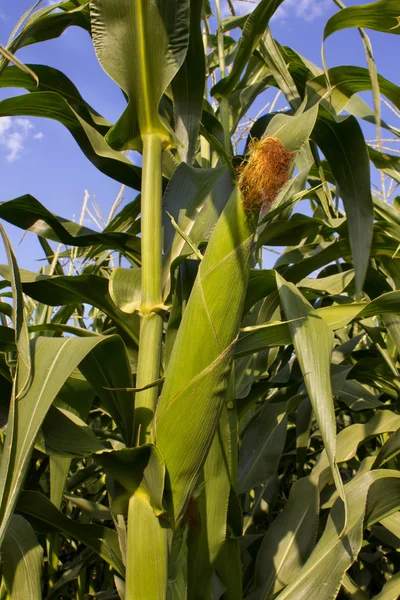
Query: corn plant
[{"left": 0, "top": 0, "right": 400, "bottom": 598}]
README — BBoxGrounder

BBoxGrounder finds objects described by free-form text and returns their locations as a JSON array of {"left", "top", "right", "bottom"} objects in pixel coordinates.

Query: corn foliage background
[{"left": 0, "top": 0, "right": 400, "bottom": 598}]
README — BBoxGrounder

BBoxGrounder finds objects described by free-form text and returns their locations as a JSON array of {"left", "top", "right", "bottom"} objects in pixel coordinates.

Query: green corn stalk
[
  {"left": 90, "top": 1, "right": 190, "bottom": 597},
  {"left": 90, "top": 0, "right": 190, "bottom": 446}
]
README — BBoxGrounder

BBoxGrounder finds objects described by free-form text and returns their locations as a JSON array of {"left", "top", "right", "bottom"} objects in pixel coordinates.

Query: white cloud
[
  {"left": 0, "top": 116, "right": 37, "bottom": 162},
  {"left": 14, "top": 118, "right": 34, "bottom": 136},
  {"left": 34, "top": 132, "right": 44, "bottom": 140},
  {"left": 0, "top": 10, "right": 6, "bottom": 21},
  {"left": 5, "top": 132, "right": 25, "bottom": 163},
  {"left": 221, "top": 1, "right": 254, "bottom": 18},
  {"left": 223, "top": 0, "right": 330, "bottom": 22},
  {"left": 273, "top": 0, "right": 331, "bottom": 22},
  {"left": 0, "top": 117, "right": 12, "bottom": 137}
]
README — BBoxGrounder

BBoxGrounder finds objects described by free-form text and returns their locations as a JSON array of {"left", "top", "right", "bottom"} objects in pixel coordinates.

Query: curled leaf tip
[{"left": 238, "top": 137, "right": 295, "bottom": 215}]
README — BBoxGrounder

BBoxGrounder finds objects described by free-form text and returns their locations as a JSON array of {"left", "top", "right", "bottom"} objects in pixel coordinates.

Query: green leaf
[
  {"left": 244, "top": 269, "right": 277, "bottom": 314},
  {"left": 379, "top": 512, "right": 400, "bottom": 542},
  {"left": 238, "top": 399, "right": 289, "bottom": 493},
  {"left": 2, "top": 2, "right": 90, "bottom": 66},
  {"left": 311, "top": 111, "right": 373, "bottom": 294},
  {"left": 0, "top": 335, "right": 118, "bottom": 546},
  {"left": 162, "top": 163, "right": 226, "bottom": 290},
  {"left": 1, "top": 515, "right": 43, "bottom": 600},
  {"left": 90, "top": 0, "right": 190, "bottom": 148},
  {"left": 369, "top": 147, "right": 400, "bottom": 183},
  {"left": 311, "top": 411, "right": 400, "bottom": 491},
  {"left": 211, "top": 0, "right": 285, "bottom": 99},
  {"left": 324, "top": 0, "right": 400, "bottom": 40},
  {"left": 109, "top": 267, "right": 142, "bottom": 314},
  {"left": 371, "top": 573, "right": 400, "bottom": 600},
  {"left": 0, "top": 226, "right": 32, "bottom": 550},
  {"left": 277, "top": 274, "right": 347, "bottom": 521},
  {"left": 171, "top": 0, "right": 205, "bottom": 163},
  {"left": 0, "top": 46, "right": 39, "bottom": 85},
  {"left": 96, "top": 444, "right": 165, "bottom": 514},
  {"left": 0, "top": 64, "right": 109, "bottom": 131},
  {"left": 275, "top": 470, "right": 400, "bottom": 600},
  {"left": 263, "top": 103, "right": 319, "bottom": 153},
  {"left": 214, "top": 538, "right": 242, "bottom": 600},
  {"left": 306, "top": 66, "right": 400, "bottom": 115},
  {"left": 49, "top": 455, "right": 72, "bottom": 511},
  {"left": 257, "top": 214, "right": 323, "bottom": 248},
  {"left": 16, "top": 490, "right": 124, "bottom": 576},
  {"left": 178, "top": 169, "right": 234, "bottom": 256},
  {"left": 282, "top": 233, "right": 397, "bottom": 284},
  {"left": 373, "top": 428, "right": 400, "bottom": 468},
  {"left": 79, "top": 335, "right": 136, "bottom": 447},
  {"left": 237, "top": 289, "right": 400, "bottom": 357},
  {"left": 64, "top": 494, "right": 112, "bottom": 521},
  {"left": 358, "top": 290, "right": 400, "bottom": 318},
  {"left": 254, "top": 477, "right": 319, "bottom": 599},
  {"left": 0, "top": 93, "right": 142, "bottom": 189},
  {"left": 0, "top": 194, "right": 141, "bottom": 262},
  {"left": 37, "top": 406, "right": 104, "bottom": 457},
  {"left": 0, "top": 266, "right": 140, "bottom": 345},
  {"left": 0, "top": 226, "right": 30, "bottom": 386},
  {"left": 298, "top": 269, "right": 355, "bottom": 295},
  {"left": 258, "top": 29, "right": 302, "bottom": 111},
  {"left": 236, "top": 320, "right": 292, "bottom": 356}
]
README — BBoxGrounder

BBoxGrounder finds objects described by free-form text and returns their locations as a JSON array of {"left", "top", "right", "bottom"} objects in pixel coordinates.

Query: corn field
[{"left": 0, "top": 0, "right": 400, "bottom": 598}]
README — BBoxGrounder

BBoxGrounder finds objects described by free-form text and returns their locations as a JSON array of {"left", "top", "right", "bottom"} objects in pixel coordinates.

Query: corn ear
[{"left": 156, "top": 187, "right": 257, "bottom": 523}]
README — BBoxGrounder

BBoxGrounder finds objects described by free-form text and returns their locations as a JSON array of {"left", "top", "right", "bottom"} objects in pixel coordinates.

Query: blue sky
[{"left": 0, "top": 0, "right": 399, "bottom": 271}]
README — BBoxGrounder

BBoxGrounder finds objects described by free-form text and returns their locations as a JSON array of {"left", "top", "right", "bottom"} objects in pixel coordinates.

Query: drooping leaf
[
  {"left": 96, "top": 444, "right": 165, "bottom": 515},
  {"left": 0, "top": 93, "right": 142, "bottom": 189},
  {"left": 371, "top": 573, "right": 400, "bottom": 600},
  {"left": 275, "top": 470, "right": 400, "bottom": 600},
  {"left": 298, "top": 269, "right": 355, "bottom": 295},
  {"left": 37, "top": 406, "right": 104, "bottom": 457},
  {"left": 0, "top": 64, "right": 109, "bottom": 131},
  {"left": 1, "top": 515, "right": 43, "bottom": 600},
  {"left": 253, "top": 477, "right": 319, "bottom": 599},
  {"left": 306, "top": 66, "right": 400, "bottom": 115},
  {"left": 311, "top": 110, "right": 373, "bottom": 294},
  {"left": 0, "top": 194, "right": 141, "bottom": 261},
  {"left": 0, "top": 335, "right": 120, "bottom": 546},
  {"left": 0, "top": 266, "right": 140, "bottom": 345},
  {"left": 324, "top": 0, "right": 400, "bottom": 40},
  {"left": 311, "top": 410, "right": 400, "bottom": 491},
  {"left": 16, "top": 490, "right": 124, "bottom": 576},
  {"left": 79, "top": 334, "right": 136, "bottom": 447},
  {"left": 238, "top": 399, "right": 290, "bottom": 494},
  {"left": 277, "top": 274, "right": 347, "bottom": 521}
]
